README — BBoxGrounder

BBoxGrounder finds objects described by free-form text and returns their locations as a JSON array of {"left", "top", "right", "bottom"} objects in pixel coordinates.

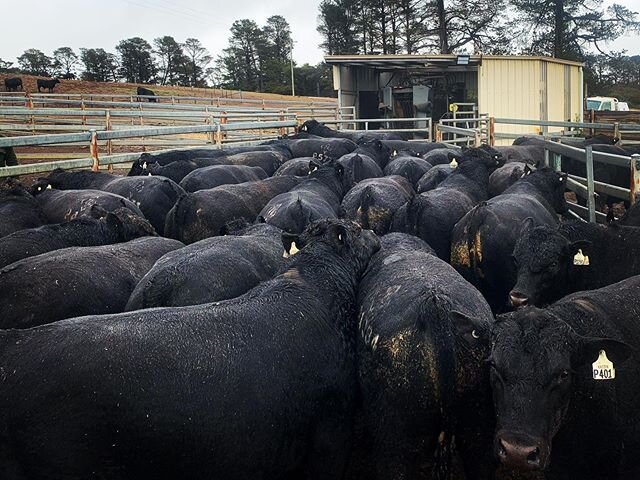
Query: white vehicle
[{"left": 586, "top": 96, "right": 630, "bottom": 111}]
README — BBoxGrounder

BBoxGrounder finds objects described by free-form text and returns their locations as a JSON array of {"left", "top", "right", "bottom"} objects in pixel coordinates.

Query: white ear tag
[
  {"left": 573, "top": 249, "right": 590, "bottom": 266},
  {"left": 392, "top": 150, "right": 397, "bottom": 156},
  {"left": 46, "top": 184, "right": 52, "bottom": 189},
  {"left": 592, "top": 350, "right": 615, "bottom": 380},
  {"left": 338, "top": 233, "right": 342, "bottom": 242},
  {"left": 449, "top": 158, "right": 458, "bottom": 169},
  {"left": 142, "top": 161, "right": 147, "bottom": 169},
  {"left": 289, "top": 242, "right": 299, "bottom": 255}
]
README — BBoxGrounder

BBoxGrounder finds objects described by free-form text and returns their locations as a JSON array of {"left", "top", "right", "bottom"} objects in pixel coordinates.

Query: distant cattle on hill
[
  {"left": 137, "top": 86, "right": 157, "bottom": 102},
  {"left": 4, "top": 78, "right": 22, "bottom": 92},
  {"left": 37, "top": 78, "right": 60, "bottom": 93}
]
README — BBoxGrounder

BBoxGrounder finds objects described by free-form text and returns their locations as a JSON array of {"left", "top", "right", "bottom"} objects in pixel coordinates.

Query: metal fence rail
[
  {"left": 325, "top": 117, "right": 432, "bottom": 141},
  {"left": 0, "top": 120, "right": 296, "bottom": 178},
  {"left": 0, "top": 91, "right": 338, "bottom": 108},
  {"left": 544, "top": 140, "right": 640, "bottom": 223}
]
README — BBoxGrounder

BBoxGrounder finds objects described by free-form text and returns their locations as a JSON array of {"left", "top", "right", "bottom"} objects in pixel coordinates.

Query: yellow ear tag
[
  {"left": 592, "top": 350, "right": 615, "bottom": 380},
  {"left": 449, "top": 158, "right": 458, "bottom": 169},
  {"left": 289, "top": 242, "right": 299, "bottom": 255},
  {"left": 46, "top": 184, "right": 52, "bottom": 189},
  {"left": 573, "top": 249, "right": 590, "bottom": 266}
]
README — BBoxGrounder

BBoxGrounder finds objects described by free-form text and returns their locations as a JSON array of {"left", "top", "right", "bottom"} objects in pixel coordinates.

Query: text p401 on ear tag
[
  {"left": 573, "top": 249, "right": 590, "bottom": 266},
  {"left": 592, "top": 350, "right": 615, "bottom": 380}
]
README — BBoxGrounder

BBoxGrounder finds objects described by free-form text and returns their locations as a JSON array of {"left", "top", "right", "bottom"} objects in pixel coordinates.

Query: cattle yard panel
[
  {"left": 495, "top": 118, "right": 640, "bottom": 144},
  {"left": 0, "top": 120, "right": 297, "bottom": 178},
  {"left": 544, "top": 140, "right": 640, "bottom": 223},
  {"left": 323, "top": 118, "right": 433, "bottom": 141}
]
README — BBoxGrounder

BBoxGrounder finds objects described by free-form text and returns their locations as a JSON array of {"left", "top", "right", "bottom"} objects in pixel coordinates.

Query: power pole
[{"left": 290, "top": 41, "right": 295, "bottom": 97}]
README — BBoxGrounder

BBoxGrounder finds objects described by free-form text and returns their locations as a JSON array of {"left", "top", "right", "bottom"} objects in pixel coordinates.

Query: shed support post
[
  {"left": 585, "top": 145, "right": 596, "bottom": 223},
  {"left": 435, "top": 124, "right": 442, "bottom": 143},
  {"left": 90, "top": 130, "right": 99, "bottom": 172},
  {"left": 544, "top": 148, "right": 550, "bottom": 168},
  {"left": 614, "top": 122, "right": 620, "bottom": 142},
  {"left": 552, "top": 152, "right": 562, "bottom": 172},
  {"left": 105, "top": 111, "right": 113, "bottom": 172},
  {"left": 489, "top": 117, "right": 495, "bottom": 146},
  {"left": 630, "top": 154, "right": 640, "bottom": 205}
]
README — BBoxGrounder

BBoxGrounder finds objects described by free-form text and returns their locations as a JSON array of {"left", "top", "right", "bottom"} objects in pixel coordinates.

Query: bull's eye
[{"left": 550, "top": 261, "right": 558, "bottom": 269}]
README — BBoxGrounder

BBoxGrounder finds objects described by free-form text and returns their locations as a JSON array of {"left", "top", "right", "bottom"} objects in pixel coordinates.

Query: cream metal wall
[{"left": 478, "top": 57, "right": 583, "bottom": 145}]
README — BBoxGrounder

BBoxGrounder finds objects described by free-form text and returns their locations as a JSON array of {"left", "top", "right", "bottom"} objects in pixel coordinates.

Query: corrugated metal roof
[{"left": 325, "top": 54, "right": 584, "bottom": 68}]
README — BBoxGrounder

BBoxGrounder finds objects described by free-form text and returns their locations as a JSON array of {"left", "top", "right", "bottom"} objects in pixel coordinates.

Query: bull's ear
[
  {"left": 333, "top": 224, "right": 348, "bottom": 246},
  {"left": 573, "top": 336, "right": 632, "bottom": 367},
  {"left": 450, "top": 310, "right": 490, "bottom": 344},
  {"left": 282, "top": 231, "right": 301, "bottom": 257},
  {"left": 564, "top": 239, "right": 592, "bottom": 256},
  {"left": 308, "top": 160, "right": 320, "bottom": 174},
  {"left": 523, "top": 165, "right": 533, "bottom": 176}
]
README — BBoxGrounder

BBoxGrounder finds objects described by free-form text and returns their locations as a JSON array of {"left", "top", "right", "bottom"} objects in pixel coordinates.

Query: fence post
[
  {"left": 90, "top": 130, "right": 99, "bottom": 172},
  {"left": 435, "top": 124, "right": 442, "bottom": 143},
  {"left": 614, "top": 122, "right": 620, "bottom": 141},
  {"left": 544, "top": 148, "right": 550, "bottom": 167},
  {"left": 207, "top": 115, "right": 215, "bottom": 144},
  {"left": 552, "top": 152, "right": 562, "bottom": 172},
  {"left": 489, "top": 117, "right": 495, "bottom": 146},
  {"left": 81, "top": 100, "right": 86, "bottom": 126},
  {"left": 630, "top": 154, "right": 640, "bottom": 205},
  {"left": 105, "top": 111, "right": 113, "bottom": 172},
  {"left": 585, "top": 145, "right": 596, "bottom": 223},
  {"left": 474, "top": 129, "right": 481, "bottom": 147},
  {"left": 278, "top": 110, "right": 286, "bottom": 137},
  {"left": 215, "top": 123, "right": 223, "bottom": 148}
]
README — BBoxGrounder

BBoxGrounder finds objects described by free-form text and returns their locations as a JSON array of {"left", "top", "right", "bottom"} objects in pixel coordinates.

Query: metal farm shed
[{"left": 325, "top": 55, "right": 584, "bottom": 143}]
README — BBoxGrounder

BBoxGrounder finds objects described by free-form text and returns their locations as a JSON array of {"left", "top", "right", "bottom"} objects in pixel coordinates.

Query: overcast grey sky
[{"left": 1, "top": 0, "right": 638, "bottom": 68}]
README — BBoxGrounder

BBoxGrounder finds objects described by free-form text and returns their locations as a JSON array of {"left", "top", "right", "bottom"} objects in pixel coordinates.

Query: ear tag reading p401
[{"left": 592, "top": 350, "right": 615, "bottom": 380}]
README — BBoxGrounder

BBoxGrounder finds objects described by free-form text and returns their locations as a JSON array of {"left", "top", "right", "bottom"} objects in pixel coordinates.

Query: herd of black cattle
[{"left": 2, "top": 119, "right": 640, "bottom": 479}]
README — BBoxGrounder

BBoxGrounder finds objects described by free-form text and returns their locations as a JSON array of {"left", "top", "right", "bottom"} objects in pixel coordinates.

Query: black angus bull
[
  {"left": 299, "top": 119, "right": 405, "bottom": 140},
  {"left": 258, "top": 160, "right": 353, "bottom": 234},
  {"left": 416, "top": 163, "right": 457, "bottom": 192},
  {"left": 0, "top": 206, "right": 156, "bottom": 269},
  {"left": 382, "top": 140, "right": 452, "bottom": 156},
  {"left": 341, "top": 176, "right": 415, "bottom": 235},
  {"left": 383, "top": 154, "right": 433, "bottom": 188},
  {"left": 0, "top": 180, "right": 48, "bottom": 237},
  {"left": 451, "top": 168, "right": 568, "bottom": 313},
  {"left": 0, "top": 237, "right": 183, "bottom": 328},
  {"left": 274, "top": 157, "right": 315, "bottom": 176},
  {"left": 3, "top": 77, "right": 22, "bottom": 91},
  {"left": 275, "top": 137, "right": 357, "bottom": 159},
  {"left": 165, "top": 175, "right": 302, "bottom": 244},
  {"left": 349, "top": 233, "right": 495, "bottom": 480},
  {"left": 179, "top": 164, "right": 267, "bottom": 192},
  {"left": 137, "top": 86, "right": 157, "bottom": 102},
  {"left": 32, "top": 169, "right": 182, "bottom": 235},
  {"left": 0, "top": 219, "right": 379, "bottom": 480},
  {"left": 37, "top": 78, "right": 60, "bottom": 92},
  {"left": 462, "top": 276, "right": 640, "bottom": 479},
  {"left": 126, "top": 221, "right": 284, "bottom": 309},
  {"left": 488, "top": 161, "right": 528, "bottom": 197},
  {"left": 127, "top": 144, "right": 292, "bottom": 178},
  {"left": 33, "top": 188, "right": 145, "bottom": 224},
  {"left": 509, "top": 219, "right": 640, "bottom": 307},
  {"left": 392, "top": 147, "right": 504, "bottom": 261}
]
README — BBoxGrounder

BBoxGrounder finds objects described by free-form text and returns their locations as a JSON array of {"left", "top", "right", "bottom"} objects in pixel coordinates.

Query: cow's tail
[
  {"left": 419, "top": 292, "right": 457, "bottom": 480},
  {"left": 451, "top": 202, "right": 487, "bottom": 286},
  {"left": 163, "top": 193, "right": 194, "bottom": 242}
]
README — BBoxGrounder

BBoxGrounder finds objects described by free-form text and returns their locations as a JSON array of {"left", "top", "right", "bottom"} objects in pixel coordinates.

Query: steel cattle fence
[
  {"left": 0, "top": 120, "right": 297, "bottom": 178},
  {"left": 543, "top": 140, "right": 640, "bottom": 223},
  {"left": 325, "top": 117, "right": 432, "bottom": 141}
]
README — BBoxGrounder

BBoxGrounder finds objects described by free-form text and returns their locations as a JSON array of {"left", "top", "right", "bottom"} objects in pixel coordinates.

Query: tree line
[
  {"left": 317, "top": 0, "right": 639, "bottom": 59},
  {"left": 0, "top": 36, "right": 213, "bottom": 88}
]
